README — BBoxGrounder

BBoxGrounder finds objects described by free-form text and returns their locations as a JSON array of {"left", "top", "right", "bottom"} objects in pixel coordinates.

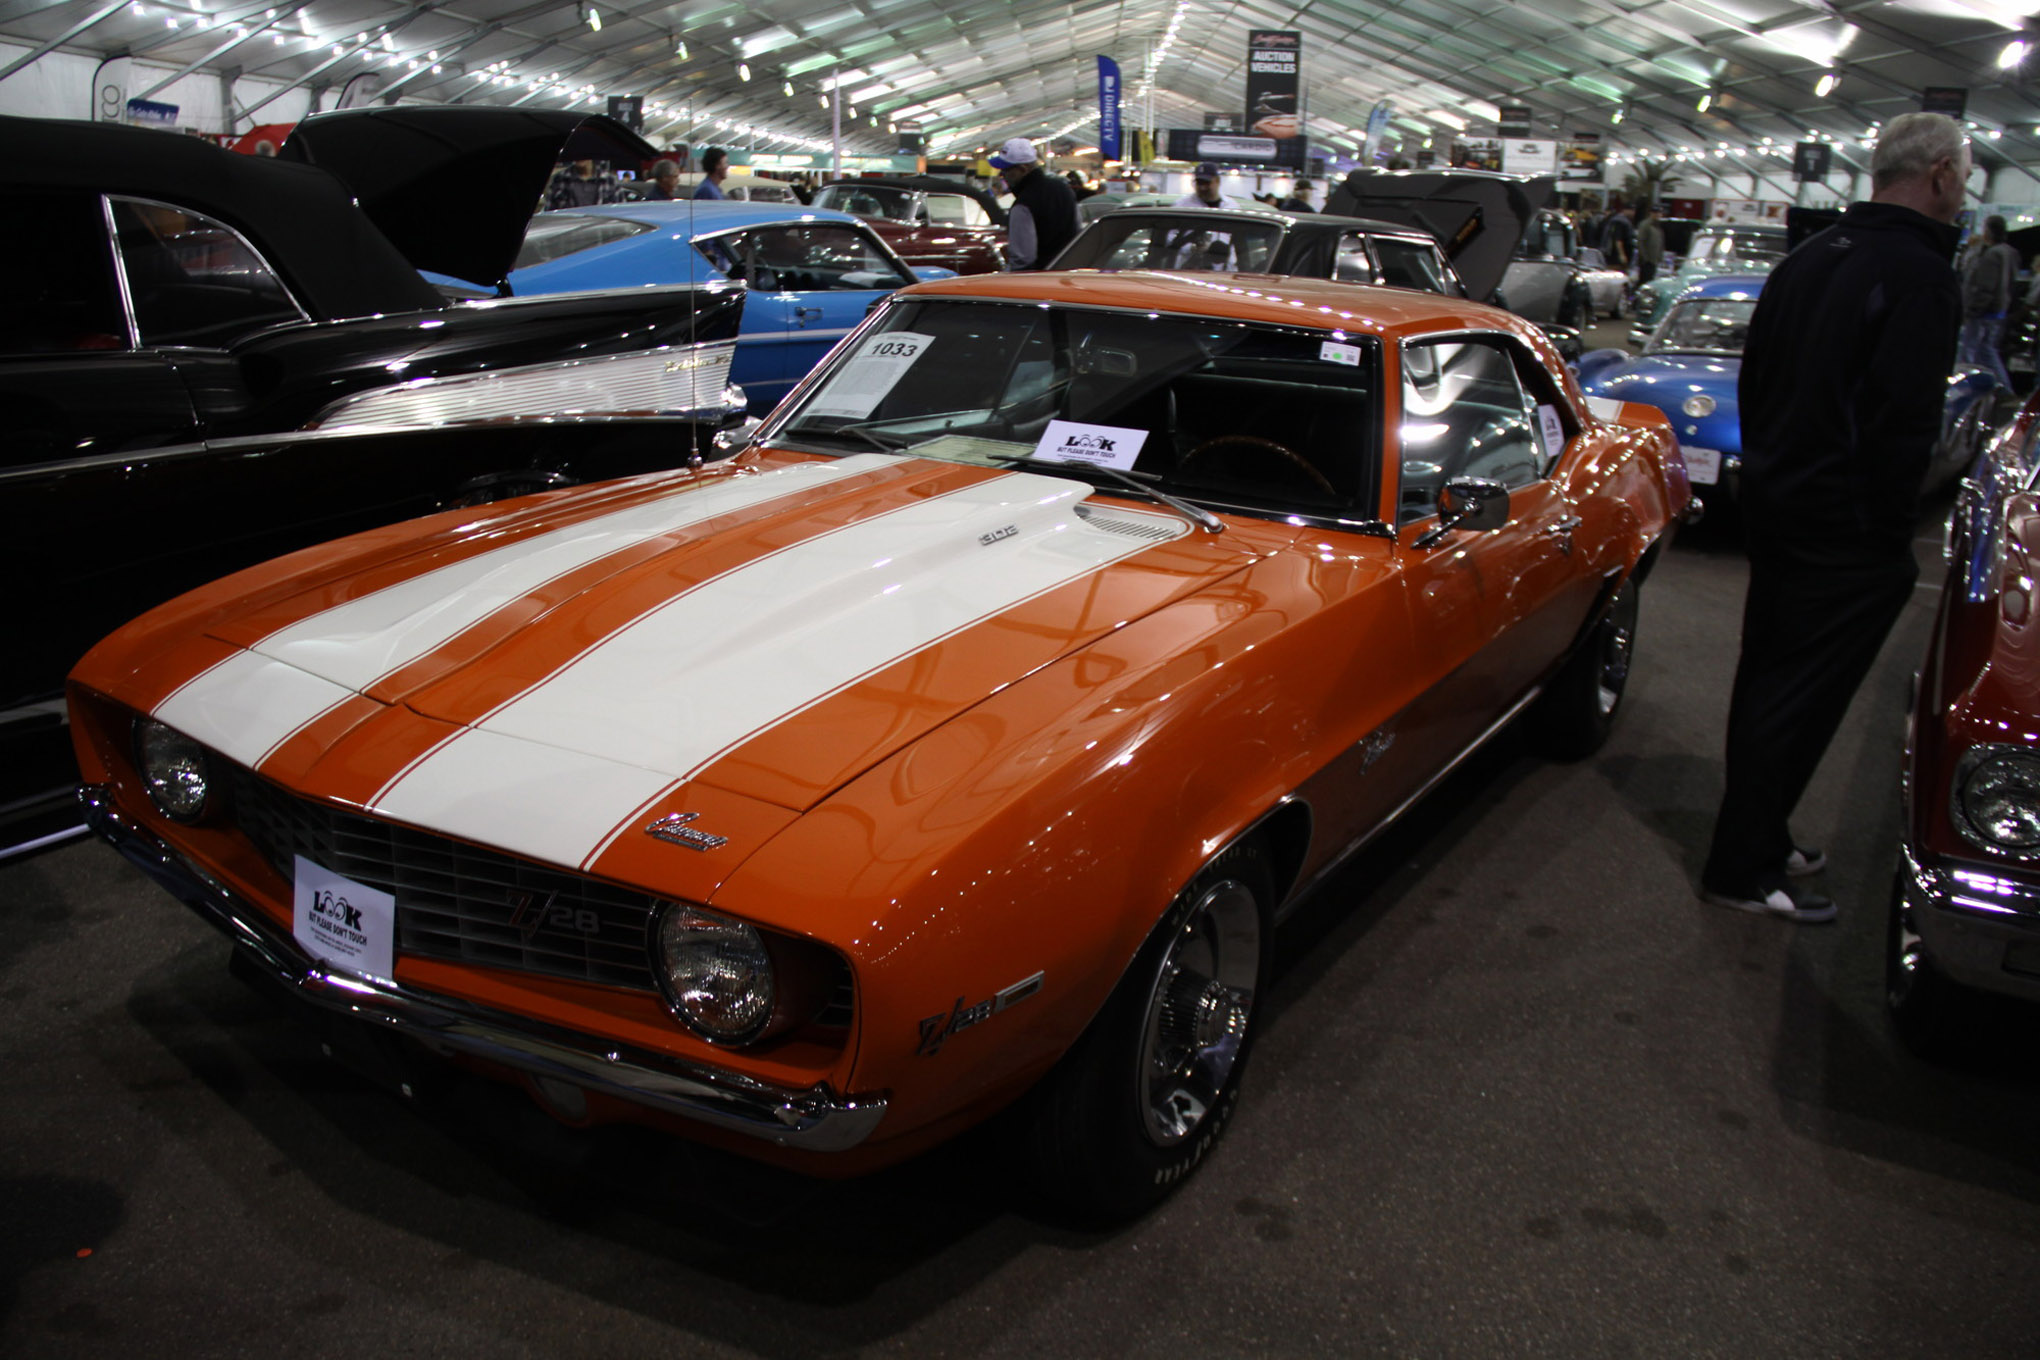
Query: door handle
[
  {"left": 1543, "top": 514, "right": 1582, "bottom": 554},
  {"left": 795, "top": 306, "right": 826, "bottom": 323}
]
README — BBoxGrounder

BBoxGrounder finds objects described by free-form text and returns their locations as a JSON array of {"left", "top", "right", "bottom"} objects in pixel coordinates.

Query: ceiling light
[
  {"left": 1815, "top": 71, "right": 1838, "bottom": 97},
  {"left": 1610, "top": 106, "right": 1625, "bottom": 124},
  {"left": 783, "top": 79, "right": 794, "bottom": 96},
  {"left": 585, "top": 3, "right": 600, "bottom": 31},
  {"left": 738, "top": 62, "right": 751, "bottom": 80},
  {"left": 2001, "top": 39, "right": 2029, "bottom": 68},
  {"left": 676, "top": 39, "right": 688, "bottom": 59},
  {"left": 1697, "top": 92, "right": 1713, "bottom": 112}
]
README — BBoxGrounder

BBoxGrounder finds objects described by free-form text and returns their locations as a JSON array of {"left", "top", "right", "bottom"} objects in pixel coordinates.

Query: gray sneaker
[
  {"left": 1785, "top": 844, "right": 1827, "bottom": 877},
  {"left": 1700, "top": 881, "right": 1837, "bottom": 924}
]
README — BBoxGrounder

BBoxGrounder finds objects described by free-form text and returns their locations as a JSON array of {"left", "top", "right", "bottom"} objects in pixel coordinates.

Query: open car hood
[
  {"left": 281, "top": 106, "right": 658, "bottom": 290},
  {"left": 1325, "top": 170, "right": 1551, "bottom": 304}
]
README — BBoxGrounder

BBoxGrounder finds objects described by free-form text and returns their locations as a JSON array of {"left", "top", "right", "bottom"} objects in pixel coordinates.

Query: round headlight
[
  {"left": 134, "top": 718, "right": 212, "bottom": 823},
  {"left": 653, "top": 903, "right": 775, "bottom": 1043},
  {"left": 1953, "top": 745, "right": 2040, "bottom": 855},
  {"left": 1682, "top": 394, "right": 1717, "bottom": 417}
]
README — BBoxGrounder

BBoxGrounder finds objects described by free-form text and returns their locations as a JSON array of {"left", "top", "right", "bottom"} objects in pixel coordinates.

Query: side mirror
[
  {"left": 713, "top": 414, "right": 765, "bottom": 454},
  {"left": 1415, "top": 477, "right": 1510, "bottom": 549}
]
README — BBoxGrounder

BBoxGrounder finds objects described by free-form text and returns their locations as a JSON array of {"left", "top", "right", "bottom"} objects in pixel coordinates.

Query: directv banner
[
  {"left": 1165, "top": 129, "right": 1306, "bottom": 170},
  {"left": 1098, "top": 56, "right": 1122, "bottom": 160},
  {"left": 1245, "top": 30, "right": 1300, "bottom": 139}
]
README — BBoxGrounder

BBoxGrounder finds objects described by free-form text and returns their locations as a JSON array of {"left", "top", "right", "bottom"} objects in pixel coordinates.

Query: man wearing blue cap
[
  {"left": 1174, "top": 163, "right": 1240, "bottom": 209},
  {"left": 991, "top": 136, "right": 1078, "bottom": 270}
]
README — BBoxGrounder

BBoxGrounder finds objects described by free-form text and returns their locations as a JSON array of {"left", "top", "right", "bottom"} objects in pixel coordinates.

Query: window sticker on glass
[
  {"left": 1320, "top": 340, "right": 1362, "bottom": 367},
  {"left": 1032, "top": 420, "right": 1149, "bottom": 472},
  {"left": 1537, "top": 404, "right": 1566, "bottom": 459},
  {"left": 804, "top": 330, "right": 935, "bottom": 419}
]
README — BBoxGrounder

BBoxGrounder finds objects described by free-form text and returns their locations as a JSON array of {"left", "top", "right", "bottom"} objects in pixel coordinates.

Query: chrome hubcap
[
  {"left": 1137, "top": 879, "right": 1261, "bottom": 1146},
  {"left": 1595, "top": 584, "right": 1638, "bottom": 717}
]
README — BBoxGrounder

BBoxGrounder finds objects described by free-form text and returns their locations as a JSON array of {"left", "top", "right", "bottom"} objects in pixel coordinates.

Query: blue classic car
[
  {"left": 498, "top": 202, "right": 946, "bottom": 410},
  {"left": 1577, "top": 274, "right": 1765, "bottom": 500}
]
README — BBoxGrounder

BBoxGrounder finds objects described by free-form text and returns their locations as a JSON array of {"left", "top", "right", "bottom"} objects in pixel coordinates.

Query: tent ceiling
[{"left": 2, "top": 0, "right": 2035, "bottom": 174}]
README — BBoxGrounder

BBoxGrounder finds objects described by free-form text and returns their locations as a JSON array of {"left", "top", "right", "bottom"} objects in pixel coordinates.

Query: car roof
[
  {"left": 1676, "top": 273, "right": 1770, "bottom": 300},
  {"left": 1083, "top": 206, "right": 1437, "bottom": 240},
  {"left": 899, "top": 268, "right": 1531, "bottom": 342},
  {"left": 553, "top": 201, "right": 867, "bottom": 231}
]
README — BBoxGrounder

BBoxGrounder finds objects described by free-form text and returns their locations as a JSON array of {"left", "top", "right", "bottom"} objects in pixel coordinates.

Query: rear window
[{"left": 514, "top": 214, "right": 657, "bottom": 270}]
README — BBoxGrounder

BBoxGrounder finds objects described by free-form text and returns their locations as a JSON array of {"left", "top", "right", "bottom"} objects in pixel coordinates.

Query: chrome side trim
[
  {"left": 79, "top": 786, "right": 887, "bottom": 1151},
  {"left": 1275, "top": 684, "right": 1545, "bottom": 923},
  {"left": 99, "top": 193, "right": 141, "bottom": 350}
]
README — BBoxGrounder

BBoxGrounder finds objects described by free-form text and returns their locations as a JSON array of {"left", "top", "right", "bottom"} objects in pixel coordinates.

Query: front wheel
[
  {"left": 1021, "top": 840, "right": 1272, "bottom": 1225},
  {"left": 1886, "top": 870, "right": 1970, "bottom": 1058},
  {"left": 1535, "top": 575, "right": 1638, "bottom": 760}
]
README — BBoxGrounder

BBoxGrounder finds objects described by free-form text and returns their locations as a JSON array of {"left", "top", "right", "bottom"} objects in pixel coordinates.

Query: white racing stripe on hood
[
  {"left": 151, "top": 455, "right": 894, "bottom": 767},
  {"left": 1583, "top": 396, "right": 1625, "bottom": 422},
  {"left": 370, "top": 468, "right": 1167, "bottom": 870},
  {"left": 153, "top": 654, "right": 361, "bottom": 772}
]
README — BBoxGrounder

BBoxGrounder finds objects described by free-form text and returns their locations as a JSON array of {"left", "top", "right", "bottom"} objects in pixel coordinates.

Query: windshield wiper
[
  {"left": 809, "top": 422, "right": 913, "bottom": 453},
  {"left": 993, "top": 455, "right": 1225, "bottom": 534}
]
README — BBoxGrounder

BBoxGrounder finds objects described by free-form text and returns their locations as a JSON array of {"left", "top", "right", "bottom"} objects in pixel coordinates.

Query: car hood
[
  {"left": 1324, "top": 170, "right": 1549, "bottom": 303},
  {"left": 281, "top": 107, "right": 658, "bottom": 290},
  {"left": 147, "top": 453, "right": 1257, "bottom": 869}
]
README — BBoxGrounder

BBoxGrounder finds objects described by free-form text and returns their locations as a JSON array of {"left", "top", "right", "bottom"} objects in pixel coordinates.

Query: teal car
[{"left": 1628, "top": 223, "right": 1787, "bottom": 345}]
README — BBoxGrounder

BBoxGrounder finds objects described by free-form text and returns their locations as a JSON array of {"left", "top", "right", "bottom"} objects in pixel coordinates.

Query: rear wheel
[
  {"left": 1535, "top": 576, "right": 1638, "bottom": 759},
  {"left": 1022, "top": 839, "right": 1272, "bottom": 1225}
]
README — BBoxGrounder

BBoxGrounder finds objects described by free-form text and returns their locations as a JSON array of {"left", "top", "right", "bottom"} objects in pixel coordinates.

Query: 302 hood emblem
[{"left": 645, "top": 812, "right": 729, "bottom": 851}]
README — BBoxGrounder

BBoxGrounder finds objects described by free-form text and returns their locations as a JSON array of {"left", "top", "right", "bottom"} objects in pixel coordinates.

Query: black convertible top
[{"left": 5, "top": 114, "right": 442, "bottom": 320}]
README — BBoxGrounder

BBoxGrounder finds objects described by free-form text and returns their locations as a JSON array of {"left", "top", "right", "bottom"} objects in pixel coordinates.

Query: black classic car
[{"left": 3, "top": 107, "right": 747, "bottom": 855}]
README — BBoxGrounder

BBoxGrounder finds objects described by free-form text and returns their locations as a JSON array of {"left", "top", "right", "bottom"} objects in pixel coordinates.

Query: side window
[
  {"left": 1397, "top": 338, "right": 1545, "bottom": 523},
  {"left": 957, "top": 197, "right": 992, "bottom": 227},
  {"left": 1373, "top": 238, "right": 1452, "bottom": 295},
  {"left": 924, "top": 194, "right": 969, "bottom": 224},
  {"left": 793, "top": 225, "right": 912, "bottom": 289},
  {"left": 110, "top": 196, "right": 302, "bottom": 347},
  {"left": 1333, "top": 233, "right": 1374, "bottom": 284},
  {"left": 0, "top": 191, "right": 127, "bottom": 353}
]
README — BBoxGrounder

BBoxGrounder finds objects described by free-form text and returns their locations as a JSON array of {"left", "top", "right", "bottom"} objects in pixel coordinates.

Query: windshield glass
[
  {"left": 1053, "top": 216, "right": 1286, "bottom": 272},
  {"left": 812, "top": 184, "right": 916, "bottom": 220},
  {"left": 764, "top": 298, "right": 1381, "bottom": 520},
  {"left": 1689, "top": 230, "right": 1785, "bottom": 266},
  {"left": 1649, "top": 297, "right": 1756, "bottom": 355}
]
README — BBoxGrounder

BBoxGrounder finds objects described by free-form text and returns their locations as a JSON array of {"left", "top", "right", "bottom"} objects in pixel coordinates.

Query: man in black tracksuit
[
  {"left": 1700, "top": 112, "right": 1968, "bottom": 923},
  {"left": 990, "top": 136, "right": 1079, "bottom": 270}
]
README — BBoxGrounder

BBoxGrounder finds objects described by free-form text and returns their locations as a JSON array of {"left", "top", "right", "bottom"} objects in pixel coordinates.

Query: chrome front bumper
[
  {"left": 1900, "top": 845, "right": 2040, "bottom": 1003},
  {"left": 80, "top": 785, "right": 886, "bottom": 1152}
]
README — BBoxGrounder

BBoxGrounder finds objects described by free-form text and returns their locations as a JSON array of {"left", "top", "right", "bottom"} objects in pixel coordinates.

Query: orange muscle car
[{"left": 71, "top": 271, "right": 1690, "bottom": 1221}]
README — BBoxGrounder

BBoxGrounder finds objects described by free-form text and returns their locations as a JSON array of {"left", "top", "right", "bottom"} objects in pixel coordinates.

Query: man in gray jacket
[{"left": 1958, "top": 213, "right": 2018, "bottom": 389}]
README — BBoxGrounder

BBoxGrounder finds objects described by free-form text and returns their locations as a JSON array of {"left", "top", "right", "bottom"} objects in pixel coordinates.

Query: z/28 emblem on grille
[{"left": 645, "top": 812, "right": 729, "bottom": 851}]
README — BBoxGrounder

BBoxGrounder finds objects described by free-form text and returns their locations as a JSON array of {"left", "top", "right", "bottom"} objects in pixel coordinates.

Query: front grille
[{"left": 225, "top": 764, "right": 662, "bottom": 991}]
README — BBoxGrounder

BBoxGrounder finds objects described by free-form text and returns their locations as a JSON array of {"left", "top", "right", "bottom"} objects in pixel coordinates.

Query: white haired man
[{"left": 1701, "top": 112, "right": 1968, "bottom": 922}]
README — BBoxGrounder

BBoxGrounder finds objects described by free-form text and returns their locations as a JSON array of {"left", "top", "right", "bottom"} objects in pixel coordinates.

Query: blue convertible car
[
  {"left": 1576, "top": 273, "right": 1765, "bottom": 501},
  {"left": 495, "top": 202, "right": 946, "bottom": 411}
]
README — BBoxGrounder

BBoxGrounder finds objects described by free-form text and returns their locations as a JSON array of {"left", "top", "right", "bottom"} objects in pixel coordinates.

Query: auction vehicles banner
[
  {"left": 1246, "top": 31, "right": 1301, "bottom": 139},
  {"left": 1098, "top": 57, "right": 1122, "bottom": 160}
]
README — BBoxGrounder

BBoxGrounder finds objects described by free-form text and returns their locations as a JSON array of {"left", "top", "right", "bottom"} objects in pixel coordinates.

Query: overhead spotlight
[
  {"left": 1696, "top": 92, "right": 1712, "bottom": 112},
  {"left": 783, "top": 79, "right": 793, "bottom": 96},
  {"left": 1611, "top": 106, "right": 1625, "bottom": 124},
  {"left": 819, "top": 94, "right": 829, "bottom": 108},
  {"left": 738, "top": 62, "right": 751, "bottom": 80},
  {"left": 1815, "top": 71, "right": 1838, "bottom": 97},
  {"left": 676, "top": 39, "right": 688, "bottom": 59},
  {"left": 2000, "top": 38, "right": 2030, "bottom": 68},
  {"left": 584, "top": 3, "right": 599, "bottom": 31}
]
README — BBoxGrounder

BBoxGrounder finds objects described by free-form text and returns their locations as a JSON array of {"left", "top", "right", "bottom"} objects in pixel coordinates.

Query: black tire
[
  {"left": 1021, "top": 838, "right": 1273, "bottom": 1226},
  {"left": 1535, "top": 575, "right": 1638, "bottom": 760},
  {"left": 1886, "top": 870, "right": 1970, "bottom": 1059}
]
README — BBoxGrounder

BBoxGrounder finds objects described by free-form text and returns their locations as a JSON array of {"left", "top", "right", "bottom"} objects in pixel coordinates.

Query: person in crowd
[
  {"left": 1174, "top": 163, "right": 1238, "bottom": 209},
  {"left": 692, "top": 147, "right": 730, "bottom": 200},
  {"left": 644, "top": 159, "right": 682, "bottom": 200},
  {"left": 1699, "top": 111, "right": 1968, "bottom": 923},
  {"left": 546, "top": 159, "right": 616, "bottom": 209},
  {"left": 989, "top": 136, "right": 1078, "bottom": 270},
  {"left": 1600, "top": 201, "right": 1635, "bottom": 269},
  {"left": 1957, "top": 213, "right": 2018, "bottom": 390},
  {"left": 1064, "top": 169, "right": 1098, "bottom": 200},
  {"left": 1635, "top": 203, "right": 1664, "bottom": 285},
  {"left": 1278, "top": 178, "right": 1316, "bottom": 212}
]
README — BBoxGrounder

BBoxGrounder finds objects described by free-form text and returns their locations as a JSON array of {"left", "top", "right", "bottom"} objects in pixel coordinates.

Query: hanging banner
[
  {"left": 1501, "top": 138, "right": 1558, "bottom": 176},
  {"left": 1361, "top": 100, "right": 1395, "bottom": 163},
  {"left": 125, "top": 99, "right": 179, "bottom": 127},
  {"left": 1203, "top": 112, "right": 1240, "bottom": 131},
  {"left": 1560, "top": 132, "right": 1603, "bottom": 183},
  {"left": 606, "top": 95, "right": 643, "bottom": 130},
  {"left": 92, "top": 55, "right": 130, "bottom": 123},
  {"left": 1920, "top": 86, "right": 1967, "bottom": 118},
  {"left": 1098, "top": 56, "right": 1122, "bottom": 160},
  {"left": 1497, "top": 105, "right": 1533, "bottom": 137},
  {"left": 1245, "top": 31, "right": 1301, "bottom": 139},
  {"left": 1166, "top": 129, "right": 1307, "bottom": 170},
  {"left": 1792, "top": 142, "right": 1832, "bottom": 181},
  {"left": 336, "top": 72, "right": 384, "bottom": 109}
]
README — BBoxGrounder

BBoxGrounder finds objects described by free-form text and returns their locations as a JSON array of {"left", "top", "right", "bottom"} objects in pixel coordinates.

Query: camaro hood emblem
[{"left": 645, "top": 812, "right": 729, "bottom": 851}]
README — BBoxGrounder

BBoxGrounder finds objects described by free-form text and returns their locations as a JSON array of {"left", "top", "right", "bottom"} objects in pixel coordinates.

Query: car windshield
[
  {"left": 764, "top": 298, "right": 1381, "bottom": 521},
  {"left": 1053, "top": 216, "right": 1286, "bottom": 272},
  {"left": 812, "top": 185, "right": 916, "bottom": 220},
  {"left": 1689, "top": 230, "right": 1784, "bottom": 266},
  {"left": 514, "top": 213, "right": 657, "bottom": 269},
  {"left": 1649, "top": 298, "right": 1756, "bottom": 355}
]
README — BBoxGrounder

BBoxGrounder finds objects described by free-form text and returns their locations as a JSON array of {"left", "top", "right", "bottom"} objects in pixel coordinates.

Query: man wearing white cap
[{"left": 991, "top": 136, "right": 1078, "bottom": 270}]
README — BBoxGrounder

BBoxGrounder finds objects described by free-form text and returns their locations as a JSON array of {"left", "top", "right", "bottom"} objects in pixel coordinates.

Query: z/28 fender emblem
[{"left": 916, "top": 971, "right": 1044, "bottom": 1055}]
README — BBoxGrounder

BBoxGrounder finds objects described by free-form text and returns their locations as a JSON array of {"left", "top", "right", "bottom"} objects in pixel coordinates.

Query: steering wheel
[{"left": 1178, "top": 434, "right": 1338, "bottom": 497}]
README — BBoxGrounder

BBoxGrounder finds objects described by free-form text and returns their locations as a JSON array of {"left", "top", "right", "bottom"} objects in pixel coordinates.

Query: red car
[
  {"left": 1893, "top": 388, "right": 2040, "bottom": 1050},
  {"left": 810, "top": 176, "right": 1006, "bottom": 274}
]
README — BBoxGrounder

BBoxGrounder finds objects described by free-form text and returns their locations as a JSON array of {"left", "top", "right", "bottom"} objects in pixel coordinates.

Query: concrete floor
[{"left": 8, "top": 387, "right": 2040, "bottom": 1356}]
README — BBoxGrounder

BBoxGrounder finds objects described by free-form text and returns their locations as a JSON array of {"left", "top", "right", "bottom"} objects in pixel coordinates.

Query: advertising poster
[
  {"left": 1502, "top": 138, "right": 1557, "bottom": 175},
  {"left": 1362, "top": 100, "right": 1395, "bottom": 163},
  {"left": 1792, "top": 141, "right": 1831, "bottom": 181},
  {"left": 1454, "top": 138, "right": 1503, "bottom": 171},
  {"left": 1560, "top": 132, "right": 1602, "bottom": 183},
  {"left": 1246, "top": 30, "right": 1301, "bottom": 139},
  {"left": 1497, "top": 105, "right": 1532, "bottom": 136},
  {"left": 1204, "top": 112, "right": 1240, "bottom": 131},
  {"left": 92, "top": 55, "right": 130, "bottom": 123},
  {"left": 1097, "top": 57, "right": 1122, "bottom": 160},
  {"left": 606, "top": 95, "right": 643, "bottom": 130},
  {"left": 1166, "top": 129, "right": 1308, "bottom": 170}
]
